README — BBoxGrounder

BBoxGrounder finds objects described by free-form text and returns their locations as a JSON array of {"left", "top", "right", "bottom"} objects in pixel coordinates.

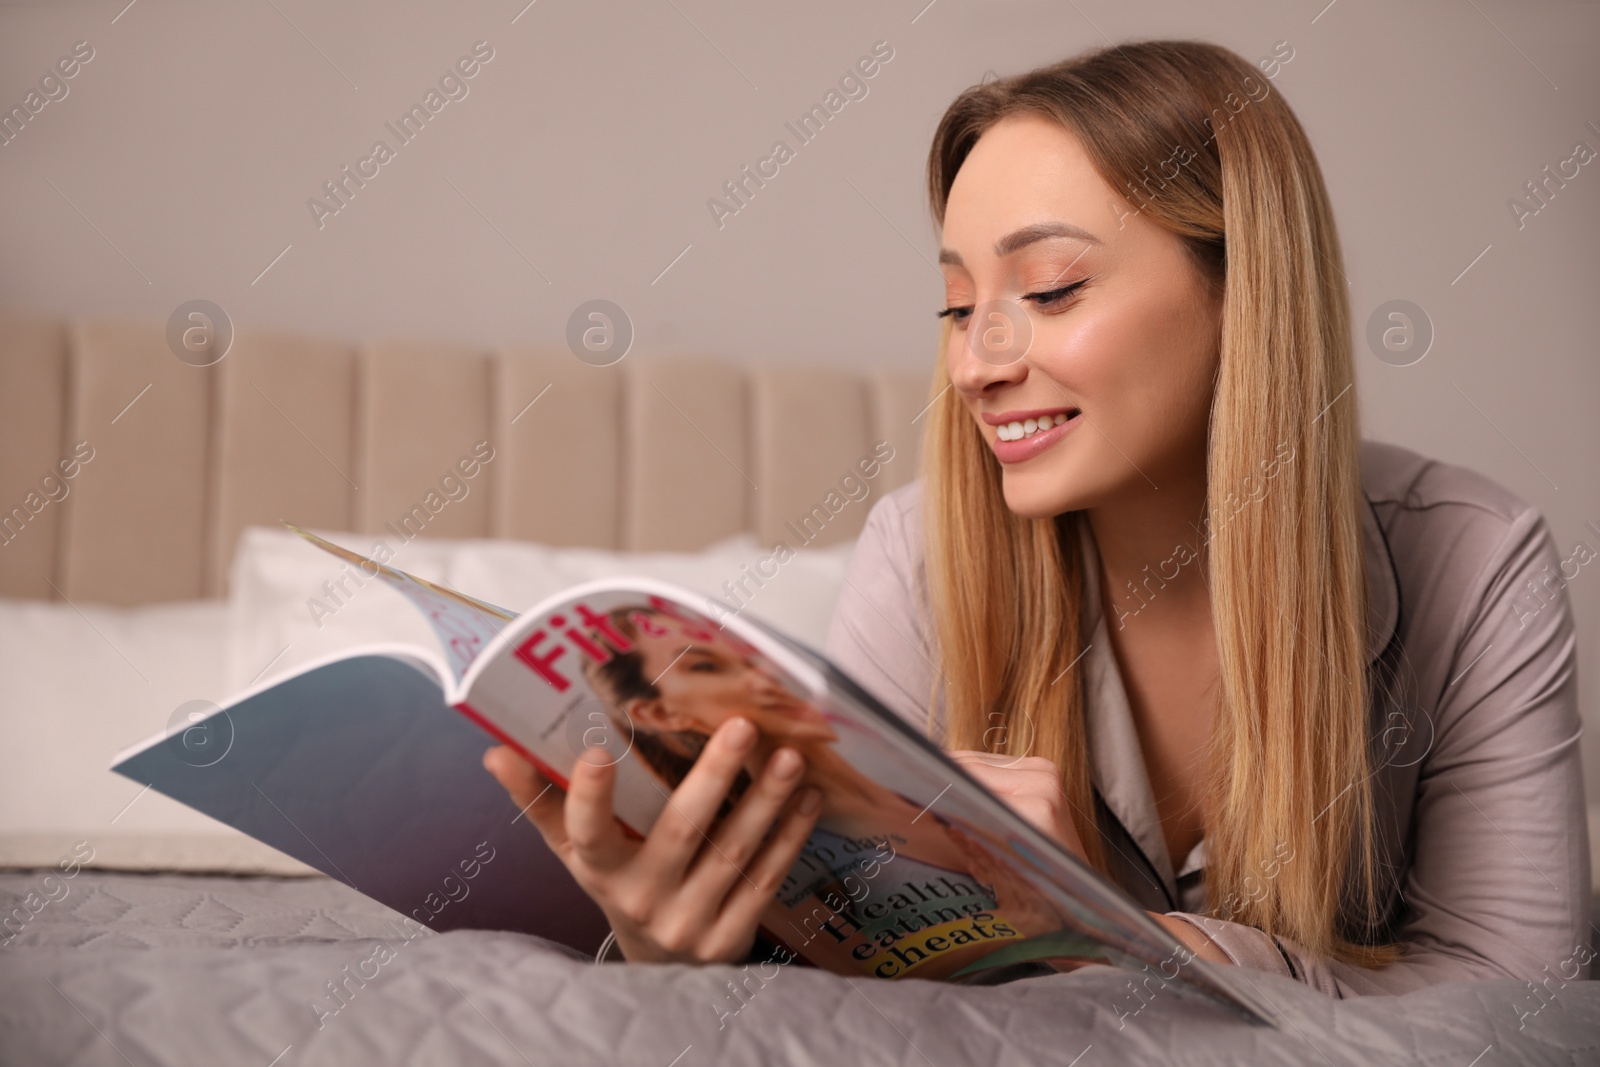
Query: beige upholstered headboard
[{"left": 0, "top": 312, "right": 930, "bottom": 605}]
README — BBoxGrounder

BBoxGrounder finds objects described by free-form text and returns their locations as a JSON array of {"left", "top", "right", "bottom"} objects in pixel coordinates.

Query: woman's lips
[
  {"left": 762, "top": 693, "right": 827, "bottom": 724},
  {"left": 989, "top": 410, "right": 1082, "bottom": 464}
]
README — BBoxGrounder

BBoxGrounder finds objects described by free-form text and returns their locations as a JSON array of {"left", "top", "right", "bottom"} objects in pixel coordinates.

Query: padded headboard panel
[{"left": 0, "top": 312, "right": 930, "bottom": 605}]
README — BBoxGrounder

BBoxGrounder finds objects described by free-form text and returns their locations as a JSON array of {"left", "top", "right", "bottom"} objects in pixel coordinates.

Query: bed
[
  {"left": 4, "top": 871, "right": 1597, "bottom": 1065},
  {"left": 2, "top": 311, "right": 1596, "bottom": 1064}
]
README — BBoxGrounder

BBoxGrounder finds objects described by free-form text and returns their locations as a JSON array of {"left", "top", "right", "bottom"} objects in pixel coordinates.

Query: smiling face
[
  {"left": 621, "top": 617, "right": 838, "bottom": 746},
  {"left": 938, "top": 113, "right": 1224, "bottom": 519}
]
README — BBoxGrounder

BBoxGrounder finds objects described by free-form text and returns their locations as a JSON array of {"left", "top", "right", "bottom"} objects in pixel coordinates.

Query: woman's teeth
[{"left": 996, "top": 412, "right": 1072, "bottom": 442}]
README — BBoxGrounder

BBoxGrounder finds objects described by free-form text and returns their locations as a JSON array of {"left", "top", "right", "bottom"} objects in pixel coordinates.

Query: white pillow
[
  {"left": 225, "top": 527, "right": 857, "bottom": 694},
  {"left": 0, "top": 597, "right": 313, "bottom": 871}
]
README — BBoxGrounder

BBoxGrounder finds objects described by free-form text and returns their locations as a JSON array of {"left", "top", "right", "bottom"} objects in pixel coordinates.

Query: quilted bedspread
[{"left": 1, "top": 872, "right": 1595, "bottom": 1066}]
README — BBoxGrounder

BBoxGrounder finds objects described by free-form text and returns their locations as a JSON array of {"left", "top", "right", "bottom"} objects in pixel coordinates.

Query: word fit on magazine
[{"left": 513, "top": 594, "right": 755, "bottom": 693}]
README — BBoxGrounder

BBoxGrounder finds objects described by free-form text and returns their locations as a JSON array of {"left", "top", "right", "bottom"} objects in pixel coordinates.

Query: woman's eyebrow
[
  {"left": 939, "top": 221, "right": 1102, "bottom": 267},
  {"left": 667, "top": 644, "right": 715, "bottom": 663},
  {"left": 648, "top": 644, "right": 704, "bottom": 683}
]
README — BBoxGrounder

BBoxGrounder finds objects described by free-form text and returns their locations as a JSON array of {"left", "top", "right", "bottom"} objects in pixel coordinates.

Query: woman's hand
[
  {"left": 1147, "top": 912, "right": 1232, "bottom": 964},
  {"left": 482, "top": 716, "right": 822, "bottom": 964},
  {"left": 946, "top": 751, "right": 1086, "bottom": 860}
]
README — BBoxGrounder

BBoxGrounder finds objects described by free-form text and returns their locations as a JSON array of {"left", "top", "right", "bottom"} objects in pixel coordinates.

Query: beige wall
[{"left": 1, "top": 1, "right": 1596, "bottom": 785}]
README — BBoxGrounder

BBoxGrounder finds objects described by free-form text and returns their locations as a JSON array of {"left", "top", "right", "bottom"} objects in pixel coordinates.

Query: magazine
[{"left": 111, "top": 525, "right": 1277, "bottom": 1024}]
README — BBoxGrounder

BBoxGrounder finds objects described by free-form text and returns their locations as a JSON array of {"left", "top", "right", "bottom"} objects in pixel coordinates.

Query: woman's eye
[
  {"left": 687, "top": 660, "right": 719, "bottom": 673},
  {"left": 937, "top": 280, "right": 1087, "bottom": 322},
  {"left": 1024, "top": 280, "right": 1087, "bottom": 308}
]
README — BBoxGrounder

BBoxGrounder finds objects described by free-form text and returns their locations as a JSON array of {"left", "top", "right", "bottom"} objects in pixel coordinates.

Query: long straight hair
[{"left": 923, "top": 40, "right": 1396, "bottom": 965}]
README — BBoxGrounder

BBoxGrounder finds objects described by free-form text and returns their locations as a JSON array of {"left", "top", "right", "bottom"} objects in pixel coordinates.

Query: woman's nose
[
  {"left": 948, "top": 298, "right": 1032, "bottom": 397},
  {"left": 747, "top": 664, "right": 787, "bottom": 698}
]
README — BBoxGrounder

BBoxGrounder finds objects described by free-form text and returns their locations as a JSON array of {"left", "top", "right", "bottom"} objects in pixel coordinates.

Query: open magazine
[{"left": 111, "top": 526, "right": 1277, "bottom": 1024}]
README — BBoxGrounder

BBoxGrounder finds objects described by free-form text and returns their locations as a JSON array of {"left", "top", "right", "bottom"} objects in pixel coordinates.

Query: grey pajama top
[{"left": 822, "top": 439, "right": 1590, "bottom": 997}]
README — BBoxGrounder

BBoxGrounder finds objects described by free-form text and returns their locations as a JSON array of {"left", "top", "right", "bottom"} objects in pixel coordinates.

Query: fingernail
[
  {"left": 723, "top": 717, "right": 757, "bottom": 751},
  {"left": 770, "top": 748, "right": 801, "bottom": 779},
  {"left": 798, "top": 788, "right": 822, "bottom": 815},
  {"left": 580, "top": 747, "right": 611, "bottom": 768}
]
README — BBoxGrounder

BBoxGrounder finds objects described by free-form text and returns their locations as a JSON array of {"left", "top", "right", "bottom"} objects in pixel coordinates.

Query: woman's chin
[{"left": 1001, "top": 478, "right": 1078, "bottom": 521}]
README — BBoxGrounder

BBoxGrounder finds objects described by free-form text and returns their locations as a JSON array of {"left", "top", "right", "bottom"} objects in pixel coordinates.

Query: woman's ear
[
  {"left": 635, "top": 699, "right": 715, "bottom": 741},
  {"left": 625, "top": 696, "right": 687, "bottom": 734}
]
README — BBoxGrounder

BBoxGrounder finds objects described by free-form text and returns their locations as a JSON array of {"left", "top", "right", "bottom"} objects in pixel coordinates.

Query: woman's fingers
[
  {"left": 708, "top": 786, "right": 823, "bottom": 955},
  {"left": 949, "top": 752, "right": 1060, "bottom": 792},
  {"left": 637, "top": 717, "right": 762, "bottom": 883},
  {"left": 948, "top": 749, "right": 1015, "bottom": 765},
  {"left": 948, "top": 754, "right": 1013, "bottom": 792},
  {"left": 633, "top": 757, "right": 812, "bottom": 964},
  {"left": 483, "top": 746, "right": 569, "bottom": 851},
  {"left": 563, "top": 747, "right": 633, "bottom": 872},
  {"left": 944, "top": 750, "right": 1084, "bottom": 855},
  {"left": 680, "top": 746, "right": 808, "bottom": 901},
  {"left": 948, "top": 750, "right": 1052, "bottom": 774},
  {"left": 485, "top": 722, "right": 826, "bottom": 965},
  {"left": 482, "top": 744, "right": 539, "bottom": 804}
]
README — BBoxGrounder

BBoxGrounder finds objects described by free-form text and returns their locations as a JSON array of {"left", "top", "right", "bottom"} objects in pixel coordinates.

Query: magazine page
[
  {"left": 284, "top": 524, "right": 515, "bottom": 681},
  {"left": 110, "top": 648, "right": 612, "bottom": 954},
  {"left": 458, "top": 581, "right": 1275, "bottom": 1022}
]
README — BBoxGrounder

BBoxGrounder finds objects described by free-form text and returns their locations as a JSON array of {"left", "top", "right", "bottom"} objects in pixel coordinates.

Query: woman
[{"left": 486, "top": 39, "right": 1588, "bottom": 995}]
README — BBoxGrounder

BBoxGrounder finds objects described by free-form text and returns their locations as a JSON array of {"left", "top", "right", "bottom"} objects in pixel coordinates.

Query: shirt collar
[
  {"left": 1359, "top": 490, "right": 1401, "bottom": 665},
  {"left": 1074, "top": 518, "right": 1180, "bottom": 895},
  {"left": 1071, "top": 489, "right": 1400, "bottom": 899}
]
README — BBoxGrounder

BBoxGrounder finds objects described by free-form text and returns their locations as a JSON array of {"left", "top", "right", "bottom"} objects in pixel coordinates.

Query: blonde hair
[{"left": 923, "top": 40, "right": 1397, "bottom": 966}]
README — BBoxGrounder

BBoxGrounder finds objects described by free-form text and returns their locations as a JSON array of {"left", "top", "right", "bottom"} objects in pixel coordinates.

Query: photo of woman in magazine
[{"left": 575, "top": 602, "right": 1108, "bottom": 979}]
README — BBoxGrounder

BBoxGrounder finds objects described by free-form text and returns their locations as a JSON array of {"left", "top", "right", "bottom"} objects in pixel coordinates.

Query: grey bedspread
[{"left": 1, "top": 872, "right": 1595, "bottom": 1066}]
